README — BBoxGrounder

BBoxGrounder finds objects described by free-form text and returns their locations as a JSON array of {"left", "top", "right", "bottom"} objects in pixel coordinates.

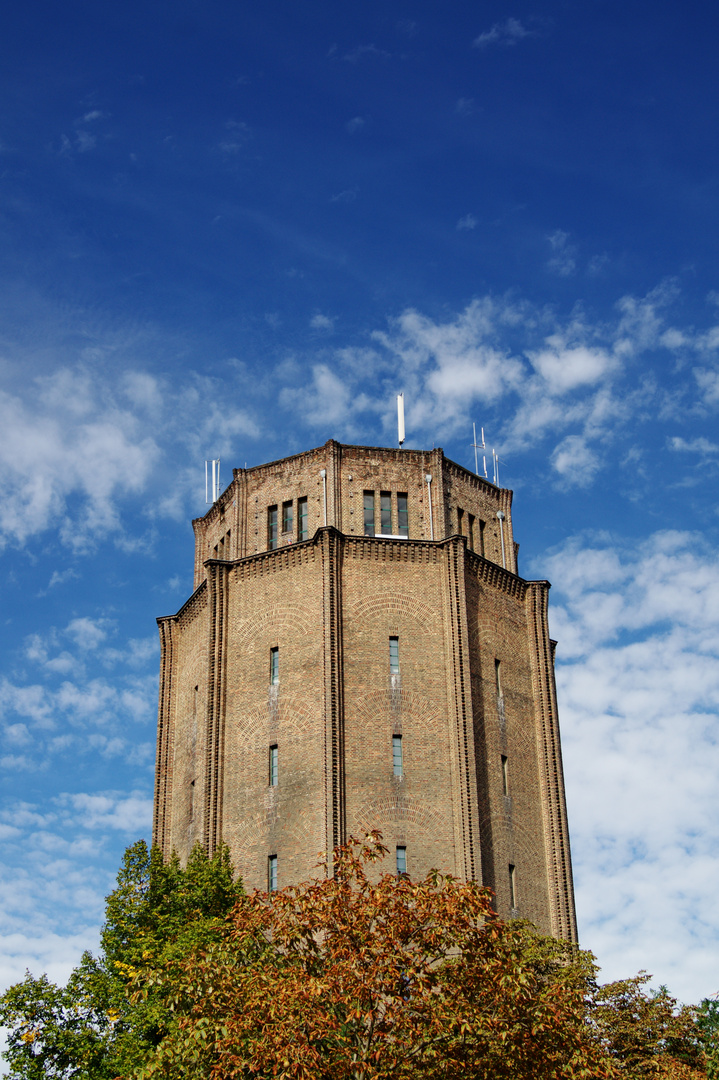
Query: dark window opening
[
  {"left": 363, "top": 491, "right": 375, "bottom": 536},
  {"left": 501, "top": 755, "right": 509, "bottom": 796},
  {"left": 397, "top": 493, "right": 409, "bottom": 537},
  {"left": 298, "top": 497, "right": 308, "bottom": 540},
  {"left": 268, "top": 855, "right": 278, "bottom": 892},
  {"left": 393, "top": 734, "right": 403, "bottom": 776},
  {"left": 269, "top": 745, "right": 278, "bottom": 786},
  {"left": 380, "top": 491, "right": 392, "bottom": 534},
  {"left": 267, "top": 505, "right": 278, "bottom": 549},
  {"left": 282, "top": 501, "right": 293, "bottom": 534},
  {"left": 270, "top": 647, "right": 279, "bottom": 686}
]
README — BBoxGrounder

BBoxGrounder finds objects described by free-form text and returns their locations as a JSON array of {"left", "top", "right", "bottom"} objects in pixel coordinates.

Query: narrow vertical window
[
  {"left": 494, "top": 658, "right": 502, "bottom": 698},
  {"left": 270, "top": 647, "right": 279, "bottom": 685},
  {"left": 467, "top": 514, "right": 475, "bottom": 551},
  {"left": 397, "top": 493, "right": 409, "bottom": 538},
  {"left": 269, "top": 745, "right": 278, "bottom": 786},
  {"left": 282, "top": 500, "right": 293, "bottom": 534},
  {"left": 268, "top": 855, "right": 278, "bottom": 892},
  {"left": 297, "top": 496, "right": 308, "bottom": 540},
  {"left": 478, "top": 519, "right": 486, "bottom": 557},
  {"left": 501, "top": 755, "right": 509, "bottom": 796},
  {"left": 509, "top": 864, "right": 517, "bottom": 909},
  {"left": 396, "top": 846, "right": 407, "bottom": 875},
  {"left": 363, "top": 491, "right": 375, "bottom": 536},
  {"left": 392, "top": 734, "right": 403, "bottom": 776},
  {"left": 189, "top": 778, "right": 195, "bottom": 821},
  {"left": 267, "top": 505, "right": 278, "bottom": 549},
  {"left": 380, "top": 491, "right": 391, "bottom": 534},
  {"left": 389, "top": 636, "right": 399, "bottom": 674},
  {"left": 457, "top": 507, "right": 464, "bottom": 535}
]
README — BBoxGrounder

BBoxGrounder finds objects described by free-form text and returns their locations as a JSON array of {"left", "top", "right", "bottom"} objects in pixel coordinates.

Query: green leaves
[{"left": 0, "top": 840, "right": 244, "bottom": 1079}]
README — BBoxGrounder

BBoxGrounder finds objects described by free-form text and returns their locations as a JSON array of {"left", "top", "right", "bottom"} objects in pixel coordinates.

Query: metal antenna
[
  {"left": 206, "top": 459, "right": 221, "bottom": 503},
  {"left": 492, "top": 449, "right": 505, "bottom": 487},
  {"left": 472, "top": 423, "right": 488, "bottom": 478},
  {"left": 397, "top": 393, "right": 405, "bottom": 448}
]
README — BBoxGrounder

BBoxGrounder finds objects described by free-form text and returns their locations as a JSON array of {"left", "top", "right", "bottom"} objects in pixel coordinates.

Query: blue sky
[{"left": 1, "top": 0, "right": 718, "bottom": 1019}]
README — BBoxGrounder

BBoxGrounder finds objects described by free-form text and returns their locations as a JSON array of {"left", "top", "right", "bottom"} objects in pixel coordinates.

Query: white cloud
[
  {"left": 536, "top": 530, "right": 719, "bottom": 1001},
  {"left": 0, "top": 371, "right": 159, "bottom": 551},
  {"left": 694, "top": 366, "right": 719, "bottom": 404},
  {"left": 669, "top": 435, "right": 719, "bottom": 455},
  {"left": 218, "top": 119, "right": 251, "bottom": 155},
  {"left": 456, "top": 214, "right": 478, "bottom": 230},
  {"left": 310, "top": 313, "right": 335, "bottom": 331},
  {"left": 547, "top": 229, "right": 577, "bottom": 277},
  {"left": 75, "top": 131, "right": 96, "bottom": 152},
  {"left": 346, "top": 116, "right": 366, "bottom": 134},
  {"left": 65, "top": 617, "right": 109, "bottom": 651},
  {"left": 279, "top": 364, "right": 370, "bottom": 430},
  {"left": 343, "top": 44, "right": 391, "bottom": 63},
  {"left": 57, "top": 791, "right": 153, "bottom": 833},
  {"left": 330, "top": 186, "right": 359, "bottom": 204},
  {"left": 550, "top": 435, "right": 602, "bottom": 486},
  {"left": 473, "top": 18, "right": 531, "bottom": 49}
]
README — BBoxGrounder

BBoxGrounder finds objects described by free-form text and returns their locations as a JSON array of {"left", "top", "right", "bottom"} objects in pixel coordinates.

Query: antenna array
[{"left": 472, "top": 423, "right": 503, "bottom": 485}]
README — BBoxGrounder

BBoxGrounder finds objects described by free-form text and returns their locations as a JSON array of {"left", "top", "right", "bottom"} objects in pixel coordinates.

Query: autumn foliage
[{"left": 134, "top": 835, "right": 704, "bottom": 1080}]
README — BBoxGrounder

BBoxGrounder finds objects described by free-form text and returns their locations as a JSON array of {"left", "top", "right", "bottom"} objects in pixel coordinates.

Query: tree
[
  {"left": 592, "top": 975, "right": 705, "bottom": 1078},
  {"left": 697, "top": 999, "right": 719, "bottom": 1080},
  {"left": 136, "top": 835, "right": 614, "bottom": 1080},
  {"left": 0, "top": 840, "right": 244, "bottom": 1079}
]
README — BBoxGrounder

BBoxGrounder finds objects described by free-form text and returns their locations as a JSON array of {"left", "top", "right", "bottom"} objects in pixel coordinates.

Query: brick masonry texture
[{"left": 154, "top": 440, "right": 577, "bottom": 941}]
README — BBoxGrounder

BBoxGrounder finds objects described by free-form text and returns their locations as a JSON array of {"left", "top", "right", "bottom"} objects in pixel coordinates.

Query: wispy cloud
[
  {"left": 343, "top": 44, "right": 391, "bottom": 63},
  {"left": 547, "top": 229, "right": 577, "bottom": 276},
  {"left": 310, "top": 313, "right": 335, "bottom": 331},
  {"left": 669, "top": 435, "right": 719, "bottom": 455},
  {"left": 346, "top": 116, "right": 366, "bottom": 134},
  {"left": 456, "top": 213, "right": 478, "bottom": 230},
  {"left": 473, "top": 18, "right": 532, "bottom": 49},
  {"left": 330, "top": 186, "right": 359, "bottom": 203}
]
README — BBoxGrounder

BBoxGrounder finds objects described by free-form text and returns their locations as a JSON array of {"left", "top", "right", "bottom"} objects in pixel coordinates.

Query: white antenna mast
[
  {"left": 492, "top": 449, "right": 500, "bottom": 487},
  {"left": 472, "top": 423, "right": 488, "bottom": 478},
  {"left": 397, "top": 393, "right": 405, "bottom": 448},
  {"left": 205, "top": 459, "right": 221, "bottom": 504}
]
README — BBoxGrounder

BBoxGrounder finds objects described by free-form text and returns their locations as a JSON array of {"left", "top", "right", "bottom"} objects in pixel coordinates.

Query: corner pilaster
[
  {"left": 203, "top": 560, "right": 230, "bottom": 855},
  {"left": 320, "top": 528, "right": 346, "bottom": 869},
  {"left": 441, "top": 536, "right": 482, "bottom": 882},
  {"left": 153, "top": 617, "right": 176, "bottom": 855},
  {"left": 526, "top": 580, "right": 578, "bottom": 941}
]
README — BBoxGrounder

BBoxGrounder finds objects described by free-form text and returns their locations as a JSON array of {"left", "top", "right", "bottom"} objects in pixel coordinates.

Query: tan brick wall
[{"left": 156, "top": 442, "right": 577, "bottom": 940}]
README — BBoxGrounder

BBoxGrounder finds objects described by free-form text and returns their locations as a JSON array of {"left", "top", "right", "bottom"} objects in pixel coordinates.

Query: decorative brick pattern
[{"left": 154, "top": 441, "right": 577, "bottom": 941}]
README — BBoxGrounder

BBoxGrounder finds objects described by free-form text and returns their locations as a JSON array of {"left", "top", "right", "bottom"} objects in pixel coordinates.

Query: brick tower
[{"left": 153, "top": 440, "right": 577, "bottom": 941}]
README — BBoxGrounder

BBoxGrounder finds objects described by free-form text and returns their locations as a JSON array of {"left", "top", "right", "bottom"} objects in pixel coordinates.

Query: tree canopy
[{"left": 134, "top": 836, "right": 708, "bottom": 1080}]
